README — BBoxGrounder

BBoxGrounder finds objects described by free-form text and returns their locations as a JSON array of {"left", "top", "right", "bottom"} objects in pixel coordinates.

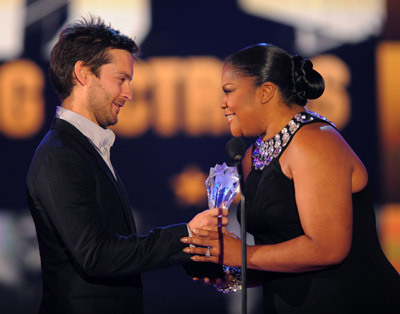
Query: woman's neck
[{"left": 261, "top": 104, "right": 304, "bottom": 141}]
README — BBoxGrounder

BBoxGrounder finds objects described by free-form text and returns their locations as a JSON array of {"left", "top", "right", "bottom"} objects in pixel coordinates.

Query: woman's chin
[{"left": 229, "top": 129, "right": 243, "bottom": 138}]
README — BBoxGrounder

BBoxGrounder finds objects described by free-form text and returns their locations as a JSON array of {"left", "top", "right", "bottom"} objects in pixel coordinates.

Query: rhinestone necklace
[{"left": 252, "top": 110, "right": 331, "bottom": 170}]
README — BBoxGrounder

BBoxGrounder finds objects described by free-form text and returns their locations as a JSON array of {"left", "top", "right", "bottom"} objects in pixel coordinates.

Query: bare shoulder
[
  {"left": 284, "top": 123, "right": 351, "bottom": 167},
  {"left": 281, "top": 122, "right": 368, "bottom": 192},
  {"left": 293, "top": 122, "right": 356, "bottom": 158}
]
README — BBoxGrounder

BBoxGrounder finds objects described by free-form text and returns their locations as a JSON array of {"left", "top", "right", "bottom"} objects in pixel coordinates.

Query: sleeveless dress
[{"left": 242, "top": 110, "right": 400, "bottom": 314}]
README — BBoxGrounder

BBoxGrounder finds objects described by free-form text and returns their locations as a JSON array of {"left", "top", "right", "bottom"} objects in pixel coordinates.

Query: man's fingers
[
  {"left": 192, "top": 228, "right": 220, "bottom": 238},
  {"left": 217, "top": 217, "right": 229, "bottom": 227},
  {"left": 208, "top": 208, "right": 228, "bottom": 217}
]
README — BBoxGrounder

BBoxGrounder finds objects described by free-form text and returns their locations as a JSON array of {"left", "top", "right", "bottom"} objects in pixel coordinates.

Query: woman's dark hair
[
  {"left": 225, "top": 43, "right": 324, "bottom": 106},
  {"left": 49, "top": 16, "right": 140, "bottom": 100}
]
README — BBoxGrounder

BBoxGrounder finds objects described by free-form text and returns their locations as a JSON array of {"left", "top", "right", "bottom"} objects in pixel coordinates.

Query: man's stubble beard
[{"left": 87, "top": 81, "right": 117, "bottom": 129}]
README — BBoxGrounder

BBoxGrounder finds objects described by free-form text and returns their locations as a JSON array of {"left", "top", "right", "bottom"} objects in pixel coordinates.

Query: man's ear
[
  {"left": 259, "top": 82, "right": 276, "bottom": 104},
  {"left": 74, "top": 61, "right": 90, "bottom": 86}
]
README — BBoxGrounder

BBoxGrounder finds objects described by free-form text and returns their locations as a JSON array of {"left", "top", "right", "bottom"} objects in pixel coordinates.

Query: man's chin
[
  {"left": 105, "top": 117, "right": 118, "bottom": 128},
  {"left": 111, "top": 118, "right": 118, "bottom": 126}
]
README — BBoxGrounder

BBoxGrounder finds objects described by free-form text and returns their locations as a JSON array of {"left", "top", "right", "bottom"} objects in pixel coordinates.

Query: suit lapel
[
  {"left": 114, "top": 171, "right": 137, "bottom": 233},
  {"left": 51, "top": 118, "right": 137, "bottom": 233}
]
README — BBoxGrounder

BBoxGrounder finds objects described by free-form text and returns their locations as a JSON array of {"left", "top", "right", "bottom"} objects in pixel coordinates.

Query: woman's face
[{"left": 221, "top": 63, "right": 266, "bottom": 137}]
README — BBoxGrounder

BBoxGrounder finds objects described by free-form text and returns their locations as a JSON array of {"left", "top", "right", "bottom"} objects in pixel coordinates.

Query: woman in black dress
[{"left": 182, "top": 43, "right": 400, "bottom": 313}]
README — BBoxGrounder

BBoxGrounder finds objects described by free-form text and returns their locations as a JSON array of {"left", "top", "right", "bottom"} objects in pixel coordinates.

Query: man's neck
[{"left": 61, "top": 97, "right": 97, "bottom": 126}]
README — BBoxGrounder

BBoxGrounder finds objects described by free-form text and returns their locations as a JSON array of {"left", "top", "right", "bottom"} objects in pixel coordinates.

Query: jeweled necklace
[{"left": 252, "top": 110, "right": 330, "bottom": 170}]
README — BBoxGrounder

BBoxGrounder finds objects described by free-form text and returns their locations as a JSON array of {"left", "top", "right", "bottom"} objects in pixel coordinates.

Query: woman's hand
[
  {"left": 181, "top": 229, "right": 242, "bottom": 267},
  {"left": 188, "top": 208, "right": 228, "bottom": 234}
]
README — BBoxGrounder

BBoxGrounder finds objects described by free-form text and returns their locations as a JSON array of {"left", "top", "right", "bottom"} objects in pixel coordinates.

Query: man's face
[{"left": 87, "top": 49, "right": 134, "bottom": 128}]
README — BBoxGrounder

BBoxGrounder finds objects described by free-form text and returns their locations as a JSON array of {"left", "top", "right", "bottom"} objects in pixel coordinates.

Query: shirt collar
[{"left": 55, "top": 106, "right": 115, "bottom": 151}]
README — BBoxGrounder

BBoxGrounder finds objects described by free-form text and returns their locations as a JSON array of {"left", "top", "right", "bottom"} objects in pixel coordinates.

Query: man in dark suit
[{"left": 26, "top": 16, "right": 227, "bottom": 314}]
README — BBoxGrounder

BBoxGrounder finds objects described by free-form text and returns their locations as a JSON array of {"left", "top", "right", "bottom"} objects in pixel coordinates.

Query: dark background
[{"left": 0, "top": 1, "right": 398, "bottom": 313}]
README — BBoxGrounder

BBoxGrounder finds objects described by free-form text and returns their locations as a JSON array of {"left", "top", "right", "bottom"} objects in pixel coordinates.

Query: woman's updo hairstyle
[{"left": 225, "top": 43, "right": 325, "bottom": 106}]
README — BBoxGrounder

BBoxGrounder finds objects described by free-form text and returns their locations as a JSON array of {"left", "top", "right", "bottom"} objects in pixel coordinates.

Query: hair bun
[{"left": 291, "top": 55, "right": 325, "bottom": 106}]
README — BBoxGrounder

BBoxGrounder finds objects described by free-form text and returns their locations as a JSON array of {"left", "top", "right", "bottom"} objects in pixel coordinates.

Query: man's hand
[{"left": 188, "top": 208, "right": 228, "bottom": 234}]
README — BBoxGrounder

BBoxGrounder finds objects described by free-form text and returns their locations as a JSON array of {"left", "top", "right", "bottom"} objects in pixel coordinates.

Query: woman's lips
[{"left": 225, "top": 113, "right": 235, "bottom": 123}]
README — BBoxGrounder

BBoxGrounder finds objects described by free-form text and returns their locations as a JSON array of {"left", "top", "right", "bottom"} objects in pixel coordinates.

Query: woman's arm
[
  {"left": 246, "top": 123, "right": 354, "bottom": 272},
  {"left": 183, "top": 124, "right": 364, "bottom": 273}
]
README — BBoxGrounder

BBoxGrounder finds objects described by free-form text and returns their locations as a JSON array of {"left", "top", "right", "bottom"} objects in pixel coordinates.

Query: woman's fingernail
[
  {"left": 183, "top": 248, "right": 190, "bottom": 253},
  {"left": 181, "top": 237, "right": 188, "bottom": 243}
]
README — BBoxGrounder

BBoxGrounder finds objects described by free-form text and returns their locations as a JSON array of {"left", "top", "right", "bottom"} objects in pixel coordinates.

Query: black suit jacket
[{"left": 26, "top": 118, "right": 190, "bottom": 314}]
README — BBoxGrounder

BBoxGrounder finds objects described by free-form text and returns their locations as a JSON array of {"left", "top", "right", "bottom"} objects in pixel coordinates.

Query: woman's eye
[{"left": 224, "top": 89, "right": 231, "bottom": 95}]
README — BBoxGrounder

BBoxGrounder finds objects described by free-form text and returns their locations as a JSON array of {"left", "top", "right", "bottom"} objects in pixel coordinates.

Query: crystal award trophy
[
  {"left": 205, "top": 162, "right": 242, "bottom": 293},
  {"left": 205, "top": 162, "right": 240, "bottom": 210},
  {"left": 182, "top": 162, "right": 241, "bottom": 281}
]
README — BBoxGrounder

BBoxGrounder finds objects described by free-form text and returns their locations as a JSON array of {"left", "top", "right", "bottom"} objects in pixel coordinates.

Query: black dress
[{"left": 243, "top": 110, "right": 400, "bottom": 314}]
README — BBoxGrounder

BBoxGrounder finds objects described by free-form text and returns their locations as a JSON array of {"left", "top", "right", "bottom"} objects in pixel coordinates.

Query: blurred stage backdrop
[{"left": 0, "top": 0, "right": 399, "bottom": 313}]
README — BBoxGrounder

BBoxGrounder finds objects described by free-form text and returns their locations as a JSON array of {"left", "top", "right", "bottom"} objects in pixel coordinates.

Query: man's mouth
[{"left": 113, "top": 101, "right": 124, "bottom": 108}]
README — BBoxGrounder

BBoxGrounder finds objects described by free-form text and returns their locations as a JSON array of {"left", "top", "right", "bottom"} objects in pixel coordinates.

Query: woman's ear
[
  {"left": 74, "top": 60, "right": 90, "bottom": 86},
  {"left": 259, "top": 82, "right": 276, "bottom": 104}
]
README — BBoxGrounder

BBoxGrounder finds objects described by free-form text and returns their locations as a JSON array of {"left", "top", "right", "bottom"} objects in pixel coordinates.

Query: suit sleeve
[{"left": 33, "top": 146, "right": 190, "bottom": 280}]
